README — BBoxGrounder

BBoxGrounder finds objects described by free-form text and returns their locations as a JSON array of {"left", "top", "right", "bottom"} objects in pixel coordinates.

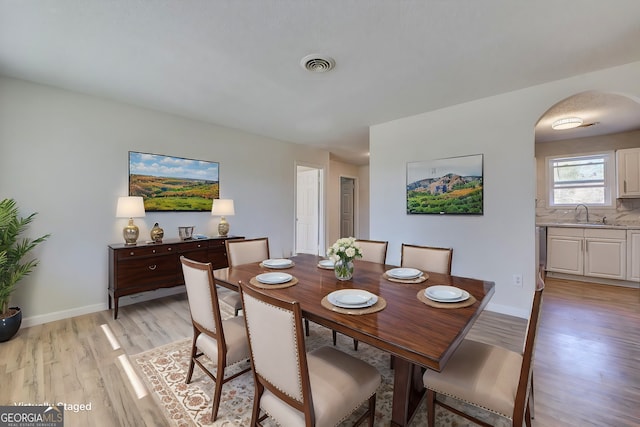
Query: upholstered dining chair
[
  {"left": 422, "top": 274, "right": 545, "bottom": 427},
  {"left": 180, "top": 256, "right": 251, "bottom": 421},
  {"left": 221, "top": 237, "right": 271, "bottom": 315},
  {"left": 239, "top": 281, "right": 381, "bottom": 427},
  {"left": 332, "top": 239, "right": 389, "bottom": 350},
  {"left": 355, "top": 239, "right": 388, "bottom": 264},
  {"left": 401, "top": 243, "right": 453, "bottom": 274}
]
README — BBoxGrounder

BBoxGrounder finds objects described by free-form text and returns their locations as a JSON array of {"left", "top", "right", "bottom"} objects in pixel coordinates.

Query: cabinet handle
[
  {"left": 148, "top": 264, "right": 157, "bottom": 270},
  {"left": 624, "top": 180, "right": 627, "bottom": 193},
  {"left": 168, "top": 247, "right": 172, "bottom": 251}
]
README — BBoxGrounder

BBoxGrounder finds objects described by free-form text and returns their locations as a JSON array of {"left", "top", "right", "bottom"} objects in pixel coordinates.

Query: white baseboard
[
  {"left": 21, "top": 286, "right": 187, "bottom": 328},
  {"left": 485, "top": 302, "right": 529, "bottom": 319},
  {"left": 21, "top": 303, "right": 106, "bottom": 328}
]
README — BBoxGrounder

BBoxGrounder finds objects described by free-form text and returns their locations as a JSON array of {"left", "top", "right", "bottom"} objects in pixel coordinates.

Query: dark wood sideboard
[{"left": 108, "top": 235, "right": 243, "bottom": 319}]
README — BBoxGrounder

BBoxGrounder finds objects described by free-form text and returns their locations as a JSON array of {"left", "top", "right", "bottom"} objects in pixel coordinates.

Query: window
[{"left": 547, "top": 152, "right": 615, "bottom": 207}]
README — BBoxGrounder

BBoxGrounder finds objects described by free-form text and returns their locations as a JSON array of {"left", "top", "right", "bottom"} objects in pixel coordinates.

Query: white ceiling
[{"left": 2, "top": 1, "right": 640, "bottom": 165}]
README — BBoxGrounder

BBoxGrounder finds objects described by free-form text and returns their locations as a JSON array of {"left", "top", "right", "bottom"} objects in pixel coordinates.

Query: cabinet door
[
  {"left": 547, "top": 236, "right": 583, "bottom": 275},
  {"left": 626, "top": 231, "right": 640, "bottom": 281},
  {"left": 584, "top": 238, "right": 626, "bottom": 280},
  {"left": 617, "top": 148, "right": 640, "bottom": 198}
]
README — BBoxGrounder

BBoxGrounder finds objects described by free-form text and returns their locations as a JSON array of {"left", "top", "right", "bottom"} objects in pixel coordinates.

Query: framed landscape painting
[
  {"left": 128, "top": 151, "right": 219, "bottom": 211},
  {"left": 406, "top": 154, "right": 483, "bottom": 215}
]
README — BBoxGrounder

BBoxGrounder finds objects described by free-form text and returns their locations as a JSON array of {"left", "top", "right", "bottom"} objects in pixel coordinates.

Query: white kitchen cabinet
[
  {"left": 547, "top": 227, "right": 626, "bottom": 280},
  {"left": 626, "top": 230, "right": 640, "bottom": 282},
  {"left": 547, "top": 228, "right": 584, "bottom": 275},
  {"left": 584, "top": 229, "right": 626, "bottom": 280},
  {"left": 616, "top": 148, "right": 640, "bottom": 198}
]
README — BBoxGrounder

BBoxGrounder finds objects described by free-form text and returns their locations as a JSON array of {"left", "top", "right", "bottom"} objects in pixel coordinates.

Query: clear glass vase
[{"left": 334, "top": 259, "right": 354, "bottom": 281}]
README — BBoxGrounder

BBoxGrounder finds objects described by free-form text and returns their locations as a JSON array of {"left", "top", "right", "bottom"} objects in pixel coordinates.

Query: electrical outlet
[{"left": 513, "top": 274, "right": 523, "bottom": 287}]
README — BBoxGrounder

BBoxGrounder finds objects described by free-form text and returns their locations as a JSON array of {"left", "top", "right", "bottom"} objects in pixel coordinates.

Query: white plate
[
  {"left": 256, "top": 272, "right": 293, "bottom": 284},
  {"left": 425, "top": 285, "right": 464, "bottom": 300},
  {"left": 262, "top": 258, "right": 293, "bottom": 268},
  {"left": 318, "top": 259, "right": 335, "bottom": 268},
  {"left": 327, "top": 289, "right": 378, "bottom": 308},
  {"left": 386, "top": 267, "right": 423, "bottom": 279},
  {"left": 425, "top": 288, "right": 470, "bottom": 303}
]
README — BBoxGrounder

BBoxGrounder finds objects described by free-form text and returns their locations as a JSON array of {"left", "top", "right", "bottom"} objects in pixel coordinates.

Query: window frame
[{"left": 546, "top": 151, "right": 615, "bottom": 208}]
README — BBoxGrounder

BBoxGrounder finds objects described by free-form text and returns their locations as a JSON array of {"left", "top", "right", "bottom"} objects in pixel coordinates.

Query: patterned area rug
[{"left": 130, "top": 300, "right": 509, "bottom": 426}]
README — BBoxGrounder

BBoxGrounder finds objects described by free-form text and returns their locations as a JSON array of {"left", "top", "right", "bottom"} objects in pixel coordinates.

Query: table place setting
[
  {"left": 321, "top": 288, "right": 387, "bottom": 314},
  {"left": 383, "top": 267, "right": 429, "bottom": 284},
  {"left": 260, "top": 258, "right": 295, "bottom": 269},
  {"left": 317, "top": 258, "right": 335, "bottom": 269},
  {"left": 417, "top": 285, "right": 476, "bottom": 308},
  {"left": 249, "top": 271, "right": 298, "bottom": 289}
]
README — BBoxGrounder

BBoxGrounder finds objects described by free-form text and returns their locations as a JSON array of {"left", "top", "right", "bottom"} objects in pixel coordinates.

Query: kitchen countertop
[{"left": 537, "top": 222, "right": 640, "bottom": 230}]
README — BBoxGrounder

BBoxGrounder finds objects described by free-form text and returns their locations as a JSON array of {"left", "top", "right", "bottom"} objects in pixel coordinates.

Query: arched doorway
[{"left": 534, "top": 90, "right": 640, "bottom": 278}]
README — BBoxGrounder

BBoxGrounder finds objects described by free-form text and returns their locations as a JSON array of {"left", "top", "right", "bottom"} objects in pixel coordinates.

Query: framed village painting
[{"left": 406, "top": 154, "right": 483, "bottom": 215}]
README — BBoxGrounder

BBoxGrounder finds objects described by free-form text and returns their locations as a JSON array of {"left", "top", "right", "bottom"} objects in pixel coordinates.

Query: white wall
[
  {"left": 0, "top": 77, "right": 330, "bottom": 326},
  {"left": 370, "top": 61, "right": 640, "bottom": 318}
]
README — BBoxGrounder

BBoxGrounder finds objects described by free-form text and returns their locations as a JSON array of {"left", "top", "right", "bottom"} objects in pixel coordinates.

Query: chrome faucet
[{"left": 575, "top": 204, "right": 589, "bottom": 223}]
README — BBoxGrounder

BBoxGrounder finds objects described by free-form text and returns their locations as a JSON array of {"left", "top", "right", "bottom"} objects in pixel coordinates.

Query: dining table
[{"left": 213, "top": 253, "right": 495, "bottom": 426}]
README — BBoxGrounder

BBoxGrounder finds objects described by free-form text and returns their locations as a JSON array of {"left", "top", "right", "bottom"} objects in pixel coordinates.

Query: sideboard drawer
[
  {"left": 116, "top": 254, "right": 178, "bottom": 288},
  {"left": 117, "top": 245, "right": 176, "bottom": 259}
]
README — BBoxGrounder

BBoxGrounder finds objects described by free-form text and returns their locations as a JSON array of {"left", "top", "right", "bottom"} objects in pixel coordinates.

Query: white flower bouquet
[
  {"left": 327, "top": 237, "right": 363, "bottom": 262},
  {"left": 327, "top": 237, "right": 362, "bottom": 280}
]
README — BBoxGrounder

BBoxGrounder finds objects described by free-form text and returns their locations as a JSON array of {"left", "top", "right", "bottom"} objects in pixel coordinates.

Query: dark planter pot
[{"left": 0, "top": 307, "right": 22, "bottom": 342}]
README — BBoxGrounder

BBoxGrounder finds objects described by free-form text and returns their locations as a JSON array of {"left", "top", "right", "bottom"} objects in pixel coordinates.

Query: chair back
[
  {"left": 226, "top": 237, "right": 270, "bottom": 266},
  {"left": 401, "top": 243, "right": 453, "bottom": 274},
  {"left": 513, "top": 272, "right": 545, "bottom": 424},
  {"left": 239, "top": 282, "right": 313, "bottom": 421},
  {"left": 356, "top": 239, "right": 388, "bottom": 264},
  {"left": 180, "top": 256, "right": 225, "bottom": 344}
]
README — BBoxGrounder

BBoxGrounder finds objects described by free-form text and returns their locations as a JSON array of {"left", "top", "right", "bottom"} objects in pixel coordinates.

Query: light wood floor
[{"left": 1, "top": 278, "right": 638, "bottom": 426}]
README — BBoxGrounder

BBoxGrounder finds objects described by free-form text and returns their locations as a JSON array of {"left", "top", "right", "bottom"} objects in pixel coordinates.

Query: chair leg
[
  {"left": 530, "top": 375, "right": 535, "bottom": 419},
  {"left": 353, "top": 338, "right": 359, "bottom": 351},
  {"left": 525, "top": 399, "right": 532, "bottom": 427},
  {"left": 250, "top": 383, "right": 264, "bottom": 426},
  {"left": 368, "top": 393, "right": 376, "bottom": 427},
  {"left": 211, "top": 363, "right": 225, "bottom": 421},
  {"left": 304, "top": 319, "right": 310, "bottom": 336},
  {"left": 332, "top": 330, "right": 338, "bottom": 345},
  {"left": 186, "top": 335, "right": 198, "bottom": 383},
  {"left": 426, "top": 389, "right": 436, "bottom": 427}
]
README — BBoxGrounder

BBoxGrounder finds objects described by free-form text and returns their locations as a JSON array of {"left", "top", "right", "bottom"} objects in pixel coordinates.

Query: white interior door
[{"left": 296, "top": 166, "right": 320, "bottom": 254}]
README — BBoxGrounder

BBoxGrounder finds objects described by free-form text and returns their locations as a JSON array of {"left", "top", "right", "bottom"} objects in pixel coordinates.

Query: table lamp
[
  {"left": 116, "top": 196, "right": 146, "bottom": 245},
  {"left": 211, "top": 199, "right": 235, "bottom": 237}
]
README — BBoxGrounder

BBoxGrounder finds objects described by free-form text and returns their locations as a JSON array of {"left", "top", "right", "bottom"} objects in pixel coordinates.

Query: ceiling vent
[{"left": 300, "top": 54, "right": 335, "bottom": 73}]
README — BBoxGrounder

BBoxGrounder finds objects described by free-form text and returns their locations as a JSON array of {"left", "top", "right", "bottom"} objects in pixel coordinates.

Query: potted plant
[{"left": 0, "top": 198, "right": 50, "bottom": 342}]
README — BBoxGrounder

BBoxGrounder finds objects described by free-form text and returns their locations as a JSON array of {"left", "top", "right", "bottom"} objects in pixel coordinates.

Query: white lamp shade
[
  {"left": 211, "top": 199, "right": 235, "bottom": 216},
  {"left": 116, "top": 196, "right": 146, "bottom": 218}
]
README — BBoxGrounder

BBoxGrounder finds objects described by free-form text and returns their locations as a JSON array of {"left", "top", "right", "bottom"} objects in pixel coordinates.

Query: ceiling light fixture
[
  {"left": 551, "top": 117, "right": 583, "bottom": 130},
  {"left": 300, "top": 54, "right": 335, "bottom": 73}
]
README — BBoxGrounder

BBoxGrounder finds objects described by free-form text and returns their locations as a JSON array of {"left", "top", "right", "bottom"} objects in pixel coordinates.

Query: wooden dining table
[{"left": 213, "top": 253, "right": 495, "bottom": 426}]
